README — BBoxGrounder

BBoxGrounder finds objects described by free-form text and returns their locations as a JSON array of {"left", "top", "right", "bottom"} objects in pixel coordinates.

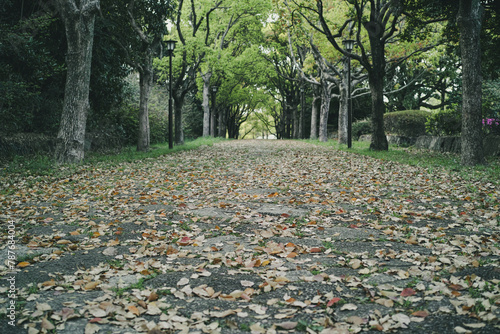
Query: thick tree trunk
[
  {"left": 174, "top": 96, "right": 185, "bottom": 145},
  {"left": 201, "top": 72, "right": 212, "bottom": 137},
  {"left": 459, "top": 0, "right": 485, "bottom": 166},
  {"left": 318, "top": 83, "right": 332, "bottom": 142},
  {"left": 54, "top": 0, "right": 99, "bottom": 164},
  {"left": 367, "top": 27, "right": 389, "bottom": 151},
  {"left": 137, "top": 61, "right": 153, "bottom": 152},
  {"left": 310, "top": 89, "right": 320, "bottom": 140}
]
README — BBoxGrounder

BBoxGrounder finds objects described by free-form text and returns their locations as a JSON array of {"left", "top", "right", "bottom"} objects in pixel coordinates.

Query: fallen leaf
[
  {"left": 401, "top": 288, "right": 416, "bottom": 297},
  {"left": 346, "top": 316, "right": 365, "bottom": 326},
  {"left": 276, "top": 322, "right": 298, "bottom": 330},
  {"left": 84, "top": 281, "right": 99, "bottom": 290},
  {"left": 327, "top": 297, "right": 342, "bottom": 307},
  {"left": 412, "top": 310, "right": 429, "bottom": 318},
  {"left": 127, "top": 305, "right": 140, "bottom": 316},
  {"left": 240, "top": 280, "right": 255, "bottom": 287},
  {"left": 41, "top": 317, "right": 55, "bottom": 330},
  {"left": 177, "top": 277, "right": 189, "bottom": 286},
  {"left": 340, "top": 303, "right": 358, "bottom": 311}
]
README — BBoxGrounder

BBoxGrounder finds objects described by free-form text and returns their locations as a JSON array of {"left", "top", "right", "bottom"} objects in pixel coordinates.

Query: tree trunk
[
  {"left": 318, "top": 83, "right": 332, "bottom": 142},
  {"left": 292, "top": 103, "right": 299, "bottom": 139},
  {"left": 299, "top": 86, "right": 305, "bottom": 139},
  {"left": 137, "top": 60, "right": 153, "bottom": 152},
  {"left": 367, "top": 25, "right": 389, "bottom": 151},
  {"left": 174, "top": 96, "right": 185, "bottom": 145},
  {"left": 338, "top": 80, "right": 348, "bottom": 145},
  {"left": 201, "top": 72, "right": 212, "bottom": 137},
  {"left": 210, "top": 102, "right": 216, "bottom": 137},
  {"left": 54, "top": 0, "right": 99, "bottom": 164},
  {"left": 310, "top": 89, "right": 320, "bottom": 140},
  {"left": 459, "top": 0, "right": 485, "bottom": 166},
  {"left": 218, "top": 108, "right": 226, "bottom": 138}
]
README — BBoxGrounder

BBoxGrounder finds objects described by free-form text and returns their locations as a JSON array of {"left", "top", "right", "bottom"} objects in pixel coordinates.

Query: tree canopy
[{"left": 1, "top": 0, "right": 500, "bottom": 165}]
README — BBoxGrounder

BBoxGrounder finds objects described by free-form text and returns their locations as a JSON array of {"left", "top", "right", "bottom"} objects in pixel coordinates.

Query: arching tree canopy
[{"left": 1, "top": 0, "right": 500, "bottom": 165}]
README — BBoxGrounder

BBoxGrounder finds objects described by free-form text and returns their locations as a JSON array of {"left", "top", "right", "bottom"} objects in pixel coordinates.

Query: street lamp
[
  {"left": 342, "top": 39, "right": 355, "bottom": 148},
  {"left": 166, "top": 39, "right": 177, "bottom": 149},
  {"left": 211, "top": 86, "right": 218, "bottom": 137}
]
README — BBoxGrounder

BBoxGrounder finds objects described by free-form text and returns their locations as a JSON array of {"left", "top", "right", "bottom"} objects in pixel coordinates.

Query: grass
[
  {"left": 1, "top": 137, "right": 225, "bottom": 177},
  {"left": 304, "top": 139, "right": 500, "bottom": 185}
]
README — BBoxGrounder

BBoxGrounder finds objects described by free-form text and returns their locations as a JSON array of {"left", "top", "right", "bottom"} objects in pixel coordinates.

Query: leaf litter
[{"left": 0, "top": 140, "right": 499, "bottom": 333}]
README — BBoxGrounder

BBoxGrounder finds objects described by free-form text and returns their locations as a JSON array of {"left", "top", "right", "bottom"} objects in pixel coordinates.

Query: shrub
[
  {"left": 352, "top": 120, "right": 372, "bottom": 140},
  {"left": 425, "top": 108, "right": 462, "bottom": 136},
  {"left": 483, "top": 118, "right": 500, "bottom": 136},
  {"left": 384, "top": 110, "right": 429, "bottom": 137}
]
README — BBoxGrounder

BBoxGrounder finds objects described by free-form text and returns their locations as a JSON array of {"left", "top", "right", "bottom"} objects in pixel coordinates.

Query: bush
[
  {"left": 352, "top": 120, "right": 372, "bottom": 140},
  {"left": 384, "top": 110, "right": 429, "bottom": 137},
  {"left": 425, "top": 109, "right": 462, "bottom": 136}
]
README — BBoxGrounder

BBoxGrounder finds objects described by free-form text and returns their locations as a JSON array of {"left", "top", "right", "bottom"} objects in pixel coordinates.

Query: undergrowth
[
  {"left": 305, "top": 139, "right": 500, "bottom": 185},
  {"left": 0, "top": 137, "right": 225, "bottom": 178}
]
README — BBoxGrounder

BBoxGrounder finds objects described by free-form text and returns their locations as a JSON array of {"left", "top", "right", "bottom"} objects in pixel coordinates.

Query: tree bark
[
  {"left": 201, "top": 71, "right": 212, "bottom": 137},
  {"left": 137, "top": 60, "right": 153, "bottom": 152},
  {"left": 174, "top": 96, "right": 185, "bottom": 145},
  {"left": 310, "top": 88, "right": 320, "bottom": 140},
  {"left": 54, "top": 0, "right": 99, "bottom": 164},
  {"left": 299, "top": 86, "right": 305, "bottom": 139},
  {"left": 318, "top": 83, "right": 333, "bottom": 142},
  {"left": 459, "top": 0, "right": 485, "bottom": 166},
  {"left": 218, "top": 108, "right": 226, "bottom": 138},
  {"left": 367, "top": 21, "right": 389, "bottom": 151}
]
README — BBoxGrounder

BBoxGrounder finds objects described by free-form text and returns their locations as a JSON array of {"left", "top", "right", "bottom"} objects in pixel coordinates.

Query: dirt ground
[{"left": 1, "top": 140, "right": 499, "bottom": 333}]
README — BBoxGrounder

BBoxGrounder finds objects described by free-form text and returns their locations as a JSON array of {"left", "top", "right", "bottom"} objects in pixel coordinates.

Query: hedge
[{"left": 384, "top": 110, "right": 429, "bottom": 137}]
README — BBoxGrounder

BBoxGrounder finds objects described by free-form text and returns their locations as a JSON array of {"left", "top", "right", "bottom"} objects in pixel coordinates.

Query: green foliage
[
  {"left": 352, "top": 120, "right": 372, "bottom": 140},
  {"left": 483, "top": 79, "right": 500, "bottom": 120},
  {"left": 425, "top": 108, "right": 462, "bottom": 136},
  {"left": 0, "top": 0, "right": 65, "bottom": 134},
  {"left": 384, "top": 110, "right": 429, "bottom": 137}
]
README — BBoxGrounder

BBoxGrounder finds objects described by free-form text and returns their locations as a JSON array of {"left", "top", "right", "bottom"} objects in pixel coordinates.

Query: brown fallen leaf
[
  {"left": 401, "top": 287, "right": 416, "bottom": 297},
  {"left": 127, "top": 305, "right": 140, "bottom": 316},
  {"left": 412, "top": 310, "right": 429, "bottom": 318}
]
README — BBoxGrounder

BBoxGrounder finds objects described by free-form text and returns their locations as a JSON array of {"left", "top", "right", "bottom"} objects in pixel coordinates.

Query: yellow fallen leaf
[
  {"left": 17, "top": 261, "right": 30, "bottom": 268},
  {"left": 84, "top": 281, "right": 99, "bottom": 290}
]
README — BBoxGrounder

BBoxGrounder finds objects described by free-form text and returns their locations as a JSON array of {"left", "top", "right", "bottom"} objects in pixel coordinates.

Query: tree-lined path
[{"left": 1, "top": 140, "right": 499, "bottom": 333}]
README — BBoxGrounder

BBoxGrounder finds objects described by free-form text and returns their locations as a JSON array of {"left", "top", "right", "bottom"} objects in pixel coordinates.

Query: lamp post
[
  {"left": 342, "top": 39, "right": 355, "bottom": 148},
  {"left": 300, "top": 85, "right": 305, "bottom": 139},
  {"left": 166, "top": 39, "right": 177, "bottom": 149},
  {"left": 211, "top": 86, "right": 218, "bottom": 137}
]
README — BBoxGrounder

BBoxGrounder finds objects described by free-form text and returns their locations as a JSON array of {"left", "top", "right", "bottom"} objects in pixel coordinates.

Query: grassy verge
[
  {"left": 1, "top": 137, "right": 225, "bottom": 177},
  {"left": 304, "top": 139, "right": 500, "bottom": 185}
]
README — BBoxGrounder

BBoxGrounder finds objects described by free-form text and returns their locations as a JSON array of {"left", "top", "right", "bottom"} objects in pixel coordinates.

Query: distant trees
[{"left": 1, "top": 0, "right": 500, "bottom": 167}]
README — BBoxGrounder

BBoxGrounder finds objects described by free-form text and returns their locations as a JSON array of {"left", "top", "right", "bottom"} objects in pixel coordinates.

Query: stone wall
[{"left": 359, "top": 135, "right": 500, "bottom": 157}]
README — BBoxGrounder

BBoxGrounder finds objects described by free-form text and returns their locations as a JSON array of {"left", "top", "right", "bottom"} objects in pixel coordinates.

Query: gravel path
[{"left": 1, "top": 140, "right": 499, "bottom": 333}]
